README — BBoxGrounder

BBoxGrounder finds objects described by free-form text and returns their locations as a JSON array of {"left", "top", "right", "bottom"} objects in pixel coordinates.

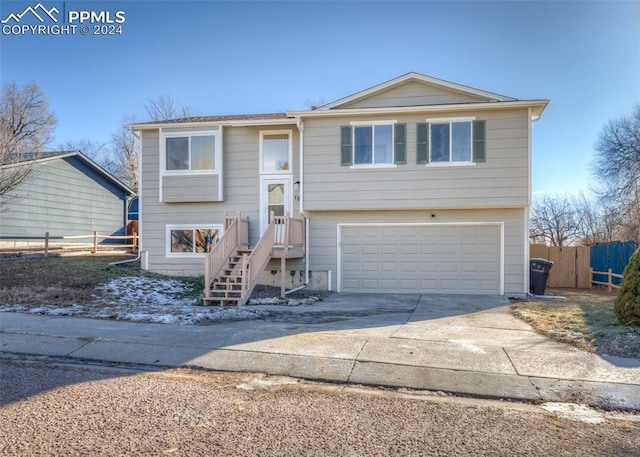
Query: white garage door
[{"left": 340, "top": 224, "right": 501, "bottom": 294}]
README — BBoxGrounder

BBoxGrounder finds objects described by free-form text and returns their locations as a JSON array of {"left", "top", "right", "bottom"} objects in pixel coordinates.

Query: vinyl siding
[
  {"left": 0, "top": 157, "right": 127, "bottom": 238},
  {"left": 140, "top": 124, "right": 301, "bottom": 275},
  {"left": 303, "top": 108, "right": 530, "bottom": 210},
  {"left": 162, "top": 174, "right": 220, "bottom": 202},
  {"left": 307, "top": 208, "right": 527, "bottom": 296},
  {"left": 337, "top": 81, "right": 490, "bottom": 109}
]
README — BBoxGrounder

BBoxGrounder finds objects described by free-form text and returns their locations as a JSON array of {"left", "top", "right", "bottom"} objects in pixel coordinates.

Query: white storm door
[{"left": 260, "top": 177, "right": 292, "bottom": 233}]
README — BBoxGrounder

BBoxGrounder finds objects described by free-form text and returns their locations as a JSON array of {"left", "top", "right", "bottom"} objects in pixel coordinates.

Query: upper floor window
[
  {"left": 431, "top": 121, "right": 472, "bottom": 163},
  {"left": 162, "top": 130, "right": 220, "bottom": 173},
  {"left": 417, "top": 118, "right": 485, "bottom": 165},
  {"left": 260, "top": 130, "right": 292, "bottom": 173},
  {"left": 341, "top": 122, "right": 406, "bottom": 167},
  {"left": 354, "top": 124, "right": 393, "bottom": 165}
]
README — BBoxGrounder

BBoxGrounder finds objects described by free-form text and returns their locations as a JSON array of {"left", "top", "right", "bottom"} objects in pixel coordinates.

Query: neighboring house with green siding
[
  {"left": 131, "top": 73, "right": 548, "bottom": 301},
  {"left": 0, "top": 151, "right": 134, "bottom": 240}
]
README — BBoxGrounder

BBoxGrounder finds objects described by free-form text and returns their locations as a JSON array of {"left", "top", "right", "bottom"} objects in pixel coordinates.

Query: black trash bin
[{"left": 530, "top": 258, "right": 553, "bottom": 295}]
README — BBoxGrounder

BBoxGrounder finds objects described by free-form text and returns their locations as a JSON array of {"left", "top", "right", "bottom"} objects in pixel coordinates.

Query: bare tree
[
  {"left": 593, "top": 104, "right": 640, "bottom": 242},
  {"left": 0, "top": 81, "right": 57, "bottom": 202},
  {"left": 574, "top": 192, "right": 624, "bottom": 244},
  {"left": 107, "top": 115, "right": 138, "bottom": 191},
  {"left": 145, "top": 94, "right": 194, "bottom": 121},
  {"left": 530, "top": 194, "right": 581, "bottom": 246},
  {"left": 304, "top": 97, "right": 327, "bottom": 110},
  {"left": 57, "top": 139, "right": 109, "bottom": 164}
]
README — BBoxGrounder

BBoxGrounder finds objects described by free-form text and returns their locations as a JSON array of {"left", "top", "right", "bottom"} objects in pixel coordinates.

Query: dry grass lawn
[
  {"left": 512, "top": 288, "right": 640, "bottom": 359},
  {"left": 0, "top": 255, "right": 138, "bottom": 306}
]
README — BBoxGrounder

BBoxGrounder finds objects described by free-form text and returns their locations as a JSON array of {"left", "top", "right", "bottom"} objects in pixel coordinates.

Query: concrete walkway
[{"left": 1, "top": 293, "right": 639, "bottom": 411}]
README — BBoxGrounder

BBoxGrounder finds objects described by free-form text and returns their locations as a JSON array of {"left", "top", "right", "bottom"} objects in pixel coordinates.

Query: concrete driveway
[{"left": 1, "top": 293, "right": 639, "bottom": 410}]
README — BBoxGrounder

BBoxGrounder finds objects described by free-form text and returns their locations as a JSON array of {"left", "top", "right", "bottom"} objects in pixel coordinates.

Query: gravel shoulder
[{"left": 1, "top": 360, "right": 639, "bottom": 457}]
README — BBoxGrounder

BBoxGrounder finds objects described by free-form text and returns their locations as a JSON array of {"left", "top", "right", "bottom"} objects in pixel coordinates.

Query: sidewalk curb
[{"left": 3, "top": 350, "right": 639, "bottom": 412}]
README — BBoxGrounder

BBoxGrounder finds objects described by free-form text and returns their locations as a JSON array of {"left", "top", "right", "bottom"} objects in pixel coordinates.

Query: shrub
[{"left": 614, "top": 248, "right": 640, "bottom": 326}]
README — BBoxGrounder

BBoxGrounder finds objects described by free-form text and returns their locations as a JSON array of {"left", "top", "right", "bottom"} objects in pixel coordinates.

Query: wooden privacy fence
[
  {"left": 530, "top": 244, "right": 591, "bottom": 288},
  {"left": 0, "top": 231, "right": 138, "bottom": 257}
]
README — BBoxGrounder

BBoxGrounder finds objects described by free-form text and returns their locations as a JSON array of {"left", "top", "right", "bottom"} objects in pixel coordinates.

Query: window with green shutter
[
  {"left": 419, "top": 119, "right": 486, "bottom": 164},
  {"left": 394, "top": 123, "right": 406, "bottom": 164},
  {"left": 472, "top": 120, "right": 486, "bottom": 162},
  {"left": 340, "top": 126, "right": 352, "bottom": 166},
  {"left": 340, "top": 122, "right": 401, "bottom": 166},
  {"left": 417, "top": 123, "right": 429, "bottom": 164}
]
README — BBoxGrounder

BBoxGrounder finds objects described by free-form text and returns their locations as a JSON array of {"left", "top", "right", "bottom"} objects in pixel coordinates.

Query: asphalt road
[{"left": 1, "top": 360, "right": 638, "bottom": 456}]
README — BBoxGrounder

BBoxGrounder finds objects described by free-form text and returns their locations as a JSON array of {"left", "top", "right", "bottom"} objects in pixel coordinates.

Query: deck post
[
  {"left": 93, "top": 231, "right": 98, "bottom": 254},
  {"left": 240, "top": 253, "right": 249, "bottom": 305},
  {"left": 204, "top": 255, "right": 211, "bottom": 301},
  {"left": 608, "top": 268, "right": 613, "bottom": 292},
  {"left": 44, "top": 232, "right": 49, "bottom": 258},
  {"left": 281, "top": 256, "right": 286, "bottom": 298}
]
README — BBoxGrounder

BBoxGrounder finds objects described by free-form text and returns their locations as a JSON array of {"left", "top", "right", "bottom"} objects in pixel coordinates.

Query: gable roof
[
  {"left": 1, "top": 151, "right": 135, "bottom": 195},
  {"left": 319, "top": 72, "right": 516, "bottom": 110},
  {"left": 128, "top": 72, "right": 548, "bottom": 129}
]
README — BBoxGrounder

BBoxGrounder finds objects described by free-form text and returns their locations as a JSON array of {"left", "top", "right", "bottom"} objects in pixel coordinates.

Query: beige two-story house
[{"left": 131, "top": 73, "right": 548, "bottom": 304}]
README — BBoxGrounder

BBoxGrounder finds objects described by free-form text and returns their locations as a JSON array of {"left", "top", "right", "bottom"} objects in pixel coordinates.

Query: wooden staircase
[
  {"left": 203, "top": 212, "right": 305, "bottom": 306},
  {"left": 208, "top": 248, "right": 252, "bottom": 305}
]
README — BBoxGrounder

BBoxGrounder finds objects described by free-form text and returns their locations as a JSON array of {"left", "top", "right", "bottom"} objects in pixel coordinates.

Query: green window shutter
[
  {"left": 416, "top": 122, "right": 429, "bottom": 164},
  {"left": 472, "top": 120, "right": 486, "bottom": 163},
  {"left": 394, "top": 123, "right": 407, "bottom": 164},
  {"left": 340, "top": 126, "right": 352, "bottom": 166}
]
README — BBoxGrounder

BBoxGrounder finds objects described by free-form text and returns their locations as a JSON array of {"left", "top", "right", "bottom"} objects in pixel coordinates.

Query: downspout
[
  {"left": 109, "top": 250, "right": 141, "bottom": 266},
  {"left": 297, "top": 116, "right": 311, "bottom": 286},
  {"left": 110, "top": 128, "right": 144, "bottom": 268},
  {"left": 525, "top": 110, "right": 543, "bottom": 296}
]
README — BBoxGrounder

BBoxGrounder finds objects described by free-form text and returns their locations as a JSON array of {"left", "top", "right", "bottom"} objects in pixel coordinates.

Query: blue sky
[{"left": 1, "top": 0, "right": 638, "bottom": 196}]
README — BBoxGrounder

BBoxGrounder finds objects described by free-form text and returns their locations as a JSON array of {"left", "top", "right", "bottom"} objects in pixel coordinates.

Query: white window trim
[
  {"left": 349, "top": 120, "right": 397, "bottom": 126},
  {"left": 426, "top": 116, "right": 476, "bottom": 166},
  {"left": 349, "top": 120, "right": 397, "bottom": 166},
  {"left": 160, "top": 129, "right": 222, "bottom": 176},
  {"left": 259, "top": 129, "right": 293, "bottom": 175},
  {"left": 349, "top": 164, "right": 398, "bottom": 169},
  {"left": 425, "top": 162, "right": 475, "bottom": 168},
  {"left": 425, "top": 116, "right": 475, "bottom": 123},
  {"left": 166, "top": 223, "right": 223, "bottom": 258}
]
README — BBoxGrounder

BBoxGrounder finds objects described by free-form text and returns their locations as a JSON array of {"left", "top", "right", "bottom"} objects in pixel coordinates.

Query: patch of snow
[
  {"left": 249, "top": 297, "right": 283, "bottom": 305},
  {"left": 528, "top": 294, "right": 566, "bottom": 300},
  {"left": 540, "top": 402, "right": 605, "bottom": 424},
  {"left": 247, "top": 296, "right": 318, "bottom": 306},
  {"left": 0, "top": 305, "right": 29, "bottom": 313},
  {"left": 124, "top": 312, "right": 182, "bottom": 325},
  {"left": 95, "top": 276, "right": 196, "bottom": 307},
  {"left": 23, "top": 304, "right": 85, "bottom": 317},
  {"left": 568, "top": 332, "right": 584, "bottom": 339},
  {"left": 0, "top": 275, "right": 305, "bottom": 326}
]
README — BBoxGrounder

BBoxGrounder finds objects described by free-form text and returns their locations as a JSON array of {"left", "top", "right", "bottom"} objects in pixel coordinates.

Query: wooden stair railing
[
  {"left": 238, "top": 218, "right": 277, "bottom": 305},
  {"left": 204, "top": 212, "right": 306, "bottom": 306},
  {"left": 203, "top": 212, "right": 248, "bottom": 305}
]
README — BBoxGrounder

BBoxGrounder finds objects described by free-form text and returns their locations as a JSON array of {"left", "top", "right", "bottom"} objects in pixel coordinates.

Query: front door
[{"left": 260, "top": 177, "right": 291, "bottom": 233}]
